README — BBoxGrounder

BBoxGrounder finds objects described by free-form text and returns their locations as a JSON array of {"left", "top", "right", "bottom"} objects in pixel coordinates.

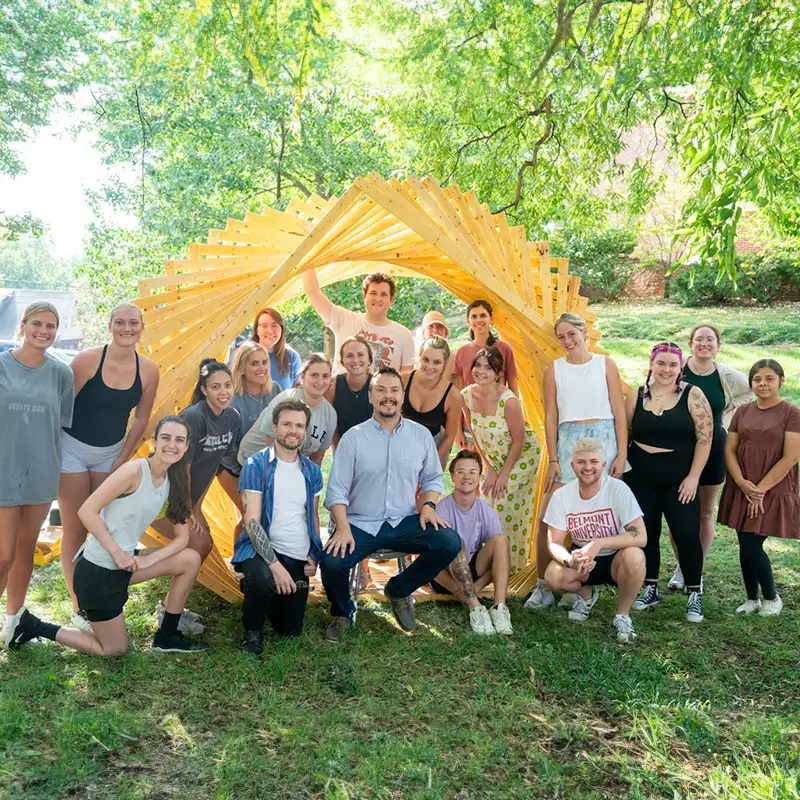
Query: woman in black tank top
[
  {"left": 325, "top": 335, "right": 373, "bottom": 446},
  {"left": 59, "top": 303, "right": 160, "bottom": 627},
  {"left": 401, "top": 336, "right": 464, "bottom": 467},
  {"left": 623, "top": 342, "right": 713, "bottom": 623}
]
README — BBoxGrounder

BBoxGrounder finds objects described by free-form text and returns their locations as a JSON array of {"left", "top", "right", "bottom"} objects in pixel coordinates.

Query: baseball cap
[{"left": 421, "top": 311, "right": 450, "bottom": 337}]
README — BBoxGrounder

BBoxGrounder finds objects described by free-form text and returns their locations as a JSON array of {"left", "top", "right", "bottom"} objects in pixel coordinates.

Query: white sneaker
[
  {"left": 489, "top": 603, "right": 513, "bottom": 635},
  {"left": 736, "top": 599, "right": 761, "bottom": 614},
  {"left": 612, "top": 614, "right": 637, "bottom": 643},
  {"left": 568, "top": 586, "right": 599, "bottom": 622},
  {"left": 557, "top": 592, "right": 578, "bottom": 609},
  {"left": 668, "top": 566, "right": 685, "bottom": 591},
  {"left": 1, "top": 607, "right": 25, "bottom": 646},
  {"left": 523, "top": 581, "right": 554, "bottom": 612},
  {"left": 156, "top": 601, "right": 205, "bottom": 635},
  {"left": 759, "top": 596, "right": 783, "bottom": 617},
  {"left": 686, "top": 590, "right": 704, "bottom": 623},
  {"left": 71, "top": 611, "right": 93, "bottom": 632},
  {"left": 469, "top": 605, "right": 496, "bottom": 635}
]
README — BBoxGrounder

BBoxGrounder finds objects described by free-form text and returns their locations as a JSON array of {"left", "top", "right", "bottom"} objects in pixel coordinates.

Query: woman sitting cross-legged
[
  {"left": 429, "top": 450, "right": 512, "bottom": 635},
  {"left": 8, "top": 417, "right": 208, "bottom": 655}
]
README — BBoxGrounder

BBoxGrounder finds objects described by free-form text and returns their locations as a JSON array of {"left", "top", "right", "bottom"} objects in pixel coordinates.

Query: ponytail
[{"left": 191, "top": 358, "right": 231, "bottom": 405}]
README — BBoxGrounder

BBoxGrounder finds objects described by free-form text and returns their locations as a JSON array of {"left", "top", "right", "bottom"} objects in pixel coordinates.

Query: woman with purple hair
[{"left": 623, "top": 342, "right": 713, "bottom": 622}]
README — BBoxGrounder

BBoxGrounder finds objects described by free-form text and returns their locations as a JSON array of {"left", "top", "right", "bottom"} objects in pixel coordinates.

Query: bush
[
  {"left": 551, "top": 227, "right": 637, "bottom": 299},
  {"left": 669, "top": 252, "right": 800, "bottom": 307}
]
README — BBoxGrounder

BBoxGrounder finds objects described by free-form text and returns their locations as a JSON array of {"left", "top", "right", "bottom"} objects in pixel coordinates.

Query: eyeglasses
[
  {"left": 692, "top": 336, "right": 717, "bottom": 344},
  {"left": 257, "top": 323, "right": 281, "bottom": 330},
  {"left": 453, "top": 469, "right": 481, "bottom": 477}
]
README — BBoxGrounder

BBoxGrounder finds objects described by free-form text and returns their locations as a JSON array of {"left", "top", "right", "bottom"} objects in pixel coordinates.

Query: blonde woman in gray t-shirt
[{"left": 1, "top": 302, "right": 74, "bottom": 646}]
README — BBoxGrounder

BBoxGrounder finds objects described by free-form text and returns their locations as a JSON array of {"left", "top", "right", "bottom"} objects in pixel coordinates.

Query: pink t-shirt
[{"left": 452, "top": 340, "right": 518, "bottom": 387}]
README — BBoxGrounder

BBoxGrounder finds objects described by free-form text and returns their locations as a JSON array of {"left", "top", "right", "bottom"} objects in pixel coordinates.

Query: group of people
[{"left": 0, "top": 272, "right": 797, "bottom": 655}]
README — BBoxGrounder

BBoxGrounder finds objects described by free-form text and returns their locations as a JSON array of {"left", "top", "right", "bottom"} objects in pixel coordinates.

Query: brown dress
[{"left": 717, "top": 400, "right": 800, "bottom": 537}]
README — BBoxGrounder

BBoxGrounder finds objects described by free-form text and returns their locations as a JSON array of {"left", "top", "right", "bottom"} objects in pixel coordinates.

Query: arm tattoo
[
  {"left": 624, "top": 523, "right": 640, "bottom": 538},
  {"left": 689, "top": 388, "right": 713, "bottom": 447},
  {"left": 245, "top": 518, "right": 277, "bottom": 565},
  {"left": 447, "top": 545, "right": 476, "bottom": 602}
]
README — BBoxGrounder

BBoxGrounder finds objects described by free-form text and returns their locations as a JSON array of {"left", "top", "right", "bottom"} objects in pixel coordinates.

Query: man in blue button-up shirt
[{"left": 322, "top": 368, "right": 462, "bottom": 640}]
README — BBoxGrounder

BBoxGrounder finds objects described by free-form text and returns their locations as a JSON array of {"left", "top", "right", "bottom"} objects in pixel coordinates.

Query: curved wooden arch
[{"left": 133, "top": 173, "right": 603, "bottom": 601}]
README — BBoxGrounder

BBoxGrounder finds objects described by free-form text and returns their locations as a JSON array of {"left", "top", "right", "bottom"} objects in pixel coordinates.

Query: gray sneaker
[
  {"left": 325, "top": 616, "right": 353, "bottom": 642},
  {"left": 568, "top": 586, "right": 599, "bottom": 622},
  {"left": 156, "top": 601, "right": 205, "bottom": 635},
  {"left": 384, "top": 590, "right": 416, "bottom": 632}
]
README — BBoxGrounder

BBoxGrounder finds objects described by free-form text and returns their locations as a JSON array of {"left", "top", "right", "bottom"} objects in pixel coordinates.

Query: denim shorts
[
  {"left": 61, "top": 431, "right": 124, "bottom": 474},
  {"left": 556, "top": 419, "right": 627, "bottom": 483}
]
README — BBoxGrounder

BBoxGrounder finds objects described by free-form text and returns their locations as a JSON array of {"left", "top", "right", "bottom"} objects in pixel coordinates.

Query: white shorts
[{"left": 61, "top": 431, "right": 124, "bottom": 474}]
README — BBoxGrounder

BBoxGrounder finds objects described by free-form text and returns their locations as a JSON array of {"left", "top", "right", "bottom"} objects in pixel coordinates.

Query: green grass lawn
[{"left": 3, "top": 302, "right": 800, "bottom": 799}]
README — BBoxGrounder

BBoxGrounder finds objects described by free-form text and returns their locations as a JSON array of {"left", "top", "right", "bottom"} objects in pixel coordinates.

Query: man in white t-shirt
[
  {"left": 544, "top": 437, "right": 646, "bottom": 643},
  {"left": 303, "top": 269, "right": 415, "bottom": 375}
]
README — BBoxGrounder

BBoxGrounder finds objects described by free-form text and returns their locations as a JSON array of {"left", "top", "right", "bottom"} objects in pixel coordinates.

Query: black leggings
[
  {"left": 737, "top": 531, "right": 777, "bottom": 601},
  {"left": 236, "top": 552, "right": 310, "bottom": 637},
  {"left": 625, "top": 445, "right": 703, "bottom": 588}
]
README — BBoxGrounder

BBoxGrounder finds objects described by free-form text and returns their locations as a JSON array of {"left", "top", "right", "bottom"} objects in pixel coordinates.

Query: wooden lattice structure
[{"left": 133, "top": 173, "right": 604, "bottom": 602}]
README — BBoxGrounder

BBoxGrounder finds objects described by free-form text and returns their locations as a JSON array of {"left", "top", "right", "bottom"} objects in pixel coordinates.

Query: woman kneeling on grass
[{"left": 8, "top": 417, "right": 208, "bottom": 655}]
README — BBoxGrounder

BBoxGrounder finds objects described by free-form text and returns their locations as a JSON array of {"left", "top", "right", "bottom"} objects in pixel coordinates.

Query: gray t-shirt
[
  {"left": 0, "top": 350, "right": 74, "bottom": 506},
  {"left": 180, "top": 400, "right": 241, "bottom": 505},
  {"left": 221, "top": 387, "right": 281, "bottom": 473},
  {"left": 238, "top": 387, "right": 337, "bottom": 463}
]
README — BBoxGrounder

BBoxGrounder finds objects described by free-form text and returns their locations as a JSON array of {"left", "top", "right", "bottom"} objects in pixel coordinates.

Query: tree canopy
[{"left": 3, "top": 0, "right": 798, "bottom": 304}]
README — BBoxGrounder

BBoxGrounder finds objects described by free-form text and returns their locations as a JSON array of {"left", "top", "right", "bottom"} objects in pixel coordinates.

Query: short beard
[
  {"left": 276, "top": 435, "right": 302, "bottom": 451},
  {"left": 376, "top": 405, "right": 398, "bottom": 420}
]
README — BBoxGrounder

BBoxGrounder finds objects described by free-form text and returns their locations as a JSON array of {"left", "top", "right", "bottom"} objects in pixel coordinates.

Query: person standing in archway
[{"left": 303, "top": 270, "right": 416, "bottom": 378}]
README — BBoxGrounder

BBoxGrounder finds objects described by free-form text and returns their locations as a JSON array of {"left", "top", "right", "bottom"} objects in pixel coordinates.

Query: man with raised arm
[
  {"left": 320, "top": 367, "right": 462, "bottom": 641},
  {"left": 544, "top": 437, "right": 647, "bottom": 643},
  {"left": 233, "top": 399, "right": 323, "bottom": 654},
  {"left": 303, "top": 269, "right": 416, "bottom": 375}
]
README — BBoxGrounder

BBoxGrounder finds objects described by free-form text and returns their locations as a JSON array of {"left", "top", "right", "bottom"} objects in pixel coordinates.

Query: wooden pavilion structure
[{"left": 132, "top": 173, "right": 603, "bottom": 603}]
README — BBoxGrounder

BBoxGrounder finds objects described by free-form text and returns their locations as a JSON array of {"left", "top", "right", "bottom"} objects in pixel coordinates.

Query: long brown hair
[
  {"left": 190, "top": 358, "right": 232, "bottom": 405},
  {"left": 466, "top": 300, "right": 498, "bottom": 346},
  {"left": 250, "top": 307, "right": 289, "bottom": 377},
  {"left": 153, "top": 416, "right": 192, "bottom": 524}
]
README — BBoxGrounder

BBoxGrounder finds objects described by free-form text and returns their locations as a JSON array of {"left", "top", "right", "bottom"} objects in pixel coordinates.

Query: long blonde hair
[
  {"left": 18, "top": 301, "right": 60, "bottom": 338},
  {"left": 231, "top": 342, "right": 273, "bottom": 395}
]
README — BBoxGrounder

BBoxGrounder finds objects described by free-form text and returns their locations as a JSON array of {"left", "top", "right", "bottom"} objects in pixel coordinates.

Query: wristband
[
  {"left": 549, "top": 460, "right": 558, "bottom": 464},
  {"left": 423, "top": 500, "right": 437, "bottom": 511}
]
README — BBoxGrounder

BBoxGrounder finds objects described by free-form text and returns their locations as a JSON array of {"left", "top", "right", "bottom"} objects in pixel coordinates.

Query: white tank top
[
  {"left": 553, "top": 354, "right": 614, "bottom": 422},
  {"left": 80, "top": 458, "right": 170, "bottom": 570}
]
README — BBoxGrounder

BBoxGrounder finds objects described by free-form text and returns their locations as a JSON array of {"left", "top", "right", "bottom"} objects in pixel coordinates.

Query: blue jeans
[{"left": 320, "top": 515, "right": 462, "bottom": 619}]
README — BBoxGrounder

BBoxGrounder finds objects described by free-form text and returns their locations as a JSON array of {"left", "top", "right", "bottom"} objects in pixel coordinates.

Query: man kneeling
[
  {"left": 544, "top": 437, "right": 646, "bottom": 643},
  {"left": 430, "top": 450, "right": 512, "bottom": 635},
  {"left": 233, "top": 399, "right": 323, "bottom": 654}
]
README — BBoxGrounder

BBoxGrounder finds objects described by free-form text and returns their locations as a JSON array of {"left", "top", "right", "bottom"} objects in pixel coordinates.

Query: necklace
[
  {"left": 345, "top": 379, "right": 367, "bottom": 399},
  {"left": 689, "top": 358, "right": 715, "bottom": 376}
]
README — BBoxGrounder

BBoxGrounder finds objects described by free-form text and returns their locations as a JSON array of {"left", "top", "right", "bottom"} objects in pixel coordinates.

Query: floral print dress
[{"left": 462, "top": 387, "right": 541, "bottom": 571}]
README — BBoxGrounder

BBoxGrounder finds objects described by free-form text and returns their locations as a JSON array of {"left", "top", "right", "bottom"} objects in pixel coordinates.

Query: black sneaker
[
  {"left": 384, "top": 590, "right": 416, "bottom": 632},
  {"left": 8, "top": 609, "right": 40, "bottom": 650},
  {"left": 631, "top": 584, "right": 661, "bottom": 611},
  {"left": 324, "top": 616, "right": 352, "bottom": 643},
  {"left": 240, "top": 629, "right": 264, "bottom": 655},
  {"left": 152, "top": 631, "right": 208, "bottom": 653}
]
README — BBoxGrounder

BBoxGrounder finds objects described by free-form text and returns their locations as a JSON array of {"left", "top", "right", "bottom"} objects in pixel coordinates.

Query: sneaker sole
[
  {"left": 567, "top": 613, "right": 590, "bottom": 622},
  {"left": 686, "top": 615, "right": 704, "bottom": 623},
  {"left": 151, "top": 645, "right": 208, "bottom": 653},
  {"left": 631, "top": 601, "right": 661, "bottom": 611}
]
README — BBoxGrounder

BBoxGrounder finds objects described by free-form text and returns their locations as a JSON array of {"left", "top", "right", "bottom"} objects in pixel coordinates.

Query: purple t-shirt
[{"left": 437, "top": 494, "right": 502, "bottom": 561}]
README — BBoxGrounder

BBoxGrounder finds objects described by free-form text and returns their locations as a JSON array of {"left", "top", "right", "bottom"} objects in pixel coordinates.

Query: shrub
[
  {"left": 668, "top": 251, "right": 800, "bottom": 307},
  {"left": 551, "top": 227, "right": 637, "bottom": 299}
]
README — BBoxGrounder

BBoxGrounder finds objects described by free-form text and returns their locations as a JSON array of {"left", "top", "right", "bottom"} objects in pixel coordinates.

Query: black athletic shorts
[
  {"left": 580, "top": 552, "right": 618, "bottom": 587},
  {"left": 699, "top": 425, "right": 727, "bottom": 486},
  {"left": 73, "top": 556, "right": 132, "bottom": 622},
  {"left": 429, "top": 551, "right": 481, "bottom": 594}
]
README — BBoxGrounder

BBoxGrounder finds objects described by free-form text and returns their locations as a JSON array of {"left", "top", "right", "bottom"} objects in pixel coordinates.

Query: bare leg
[
  {"left": 536, "top": 485, "right": 563, "bottom": 579},
  {"left": 55, "top": 614, "right": 129, "bottom": 656},
  {"left": 611, "top": 548, "right": 646, "bottom": 615},
  {"left": 433, "top": 545, "right": 479, "bottom": 609},
  {"left": 0, "top": 506, "right": 24, "bottom": 601},
  {"left": 544, "top": 561, "right": 587, "bottom": 596},
  {"left": 58, "top": 470, "right": 97, "bottom": 611},
  {"left": 474, "top": 535, "right": 510, "bottom": 605},
  {"left": 131, "top": 548, "right": 202, "bottom": 613},
  {"left": 151, "top": 508, "right": 212, "bottom": 561},
  {"left": 6, "top": 503, "right": 51, "bottom": 614},
  {"left": 699, "top": 484, "right": 721, "bottom": 559}
]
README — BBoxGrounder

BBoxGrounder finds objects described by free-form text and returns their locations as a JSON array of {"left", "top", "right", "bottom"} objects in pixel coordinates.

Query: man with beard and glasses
[
  {"left": 233, "top": 399, "right": 323, "bottom": 654},
  {"left": 320, "top": 368, "right": 462, "bottom": 641},
  {"left": 543, "top": 438, "right": 647, "bottom": 643}
]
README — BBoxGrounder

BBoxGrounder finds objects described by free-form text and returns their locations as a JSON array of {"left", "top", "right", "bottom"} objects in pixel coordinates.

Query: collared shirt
[
  {"left": 324, "top": 416, "right": 443, "bottom": 536},
  {"left": 233, "top": 446, "right": 324, "bottom": 563}
]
